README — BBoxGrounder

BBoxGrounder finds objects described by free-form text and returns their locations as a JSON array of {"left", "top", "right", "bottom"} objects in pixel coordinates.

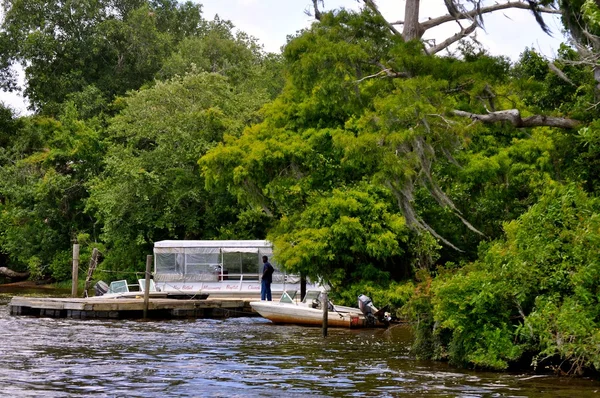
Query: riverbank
[
  {"left": 0, "top": 280, "right": 56, "bottom": 289},
  {"left": 0, "top": 280, "right": 71, "bottom": 298}
]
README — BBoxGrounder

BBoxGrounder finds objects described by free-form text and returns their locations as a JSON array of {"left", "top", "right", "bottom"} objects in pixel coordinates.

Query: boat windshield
[
  {"left": 279, "top": 290, "right": 297, "bottom": 303},
  {"left": 302, "top": 290, "right": 322, "bottom": 304},
  {"left": 108, "top": 280, "right": 129, "bottom": 294}
]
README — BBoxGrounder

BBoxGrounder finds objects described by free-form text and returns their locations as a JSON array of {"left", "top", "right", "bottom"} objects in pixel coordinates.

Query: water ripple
[{"left": 2, "top": 303, "right": 600, "bottom": 397}]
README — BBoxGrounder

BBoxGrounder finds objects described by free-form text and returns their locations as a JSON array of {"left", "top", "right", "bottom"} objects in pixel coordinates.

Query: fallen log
[{"left": 0, "top": 267, "right": 30, "bottom": 281}]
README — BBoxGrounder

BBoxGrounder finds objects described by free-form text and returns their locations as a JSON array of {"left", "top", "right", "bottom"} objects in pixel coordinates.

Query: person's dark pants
[{"left": 261, "top": 280, "right": 272, "bottom": 301}]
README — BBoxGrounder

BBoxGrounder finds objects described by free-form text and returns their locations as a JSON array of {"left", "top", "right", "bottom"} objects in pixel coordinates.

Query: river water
[{"left": 1, "top": 292, "right": 600, "bottom": 397}]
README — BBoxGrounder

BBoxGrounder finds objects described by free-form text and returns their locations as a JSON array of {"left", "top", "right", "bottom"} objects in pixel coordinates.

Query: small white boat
[
  {"left": 91, "top": 279, "right": 208, "bottom": 300},
  {"left": 250, "top": 291, "right": 390, "bottom": 328}
]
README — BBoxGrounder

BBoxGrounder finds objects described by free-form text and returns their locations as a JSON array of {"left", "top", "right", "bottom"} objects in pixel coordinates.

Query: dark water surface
[{"left": 1, "top": 293, "right": 600, "bottom": 397}]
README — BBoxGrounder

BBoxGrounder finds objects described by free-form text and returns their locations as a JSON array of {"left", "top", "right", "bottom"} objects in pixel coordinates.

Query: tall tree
[
  {"left": 86, "top": 70, "right": 275, "bottom": 270},
  {"left": 0, "top": 0, "right": 205, "bottom": 114},
  {"left": 0, "top": 105, "right": 103, "bottom": 279}
]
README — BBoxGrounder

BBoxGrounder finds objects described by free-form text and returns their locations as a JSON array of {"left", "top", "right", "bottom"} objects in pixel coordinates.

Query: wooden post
[
  {"left": 322, "top": 291, "right": 328, "bottom": 337},
  {"left": 300, "top": 274, "right": 306, "bottom": 302},
  {"left": 71, "top": 244, "right": 80, "bottom": 298},
  {"left": 83, "top": 248, "right": 99, "bottom": 298},
  {"left": 143, "top": 255, "right": 152, "bottom": 319}
]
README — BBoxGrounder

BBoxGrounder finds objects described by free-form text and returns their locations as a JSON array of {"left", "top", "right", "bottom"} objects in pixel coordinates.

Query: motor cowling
[
  {"left": 358, "top": 294, "right": 375, "bottom": 316},
  {"left": 358, "top": 294, "right": 379, "bottom": 326},
  {"left": 94, "top": 280, "right": 109, "bottom": 296}
]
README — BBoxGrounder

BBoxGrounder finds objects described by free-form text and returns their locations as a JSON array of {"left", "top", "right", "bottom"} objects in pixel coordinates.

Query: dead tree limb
[
  {"left": 0, "top": 267, "right": 30, "bottom": 281},
  {"left": 361, "top": 0, "right": 561, "bottom": 54},
  {"left": 420, "top": 1, "right": 560, "bottom": 32},
  {"left": 363, "top": 0, "right": 403, "bottom": 36},
  {"left": 452, "top": 109, "right": 581, "bottom": 129},
  {"left": 427, "top": 21, "right": 478, "bottom": 55},
  {"left": 83, "top": 248, "right": 100, "bottom": 298}
]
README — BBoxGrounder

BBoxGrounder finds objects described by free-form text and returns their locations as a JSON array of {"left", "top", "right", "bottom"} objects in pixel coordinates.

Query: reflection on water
[{"left": 1, "top": 293, "right": 600, "bottom": 397}]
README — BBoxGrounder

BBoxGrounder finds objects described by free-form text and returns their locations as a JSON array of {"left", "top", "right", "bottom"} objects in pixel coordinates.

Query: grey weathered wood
[
  {"left": 8, "top": 296, "right": 252, "bottom": 319},
  {"left": 143, "top": 255, "right": 152, "bottom": 319},
  {"left": 83, "top": 248, "right": 99, "bottom": 298},
  {"left": 322, "top": 291, "right": 328, "bottom": 337},
  {"left": 0, "top": 267, "right": 30, "bottom": 280},
  {"left": 72, "top": 244, "right": 80, "bottom": 298}
]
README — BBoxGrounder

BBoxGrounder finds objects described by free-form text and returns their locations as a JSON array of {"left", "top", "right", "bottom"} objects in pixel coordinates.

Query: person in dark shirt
[{"left": 261, "top": 256, "right": 274, "bottom": 301}]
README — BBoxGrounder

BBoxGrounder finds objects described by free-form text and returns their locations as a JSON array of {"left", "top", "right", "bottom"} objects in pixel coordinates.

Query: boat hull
[{"left": 250, "top": 301, "right": 387, "bottom": 328}]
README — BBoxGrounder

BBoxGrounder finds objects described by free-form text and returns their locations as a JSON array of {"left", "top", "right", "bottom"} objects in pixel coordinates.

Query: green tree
[
  {"left": 0, "top": 0, "right": 205, "bottom": 114},
  {"left": 269, "top": 183, "right": 411, "bottom": 287},
  {"left": 414, "top": 184, "right": 600, "bottom": 373},
  {"left": 0, "top": 105, "right": 103, "bottom": 279},
  {"left": 86, "top": 71, "right": 271, "bottom": 271}
]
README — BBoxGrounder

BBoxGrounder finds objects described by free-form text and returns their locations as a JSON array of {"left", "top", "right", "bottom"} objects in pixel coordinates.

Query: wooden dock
[{"left": 8, "top": 296, "right": 259, "bottom": 320}]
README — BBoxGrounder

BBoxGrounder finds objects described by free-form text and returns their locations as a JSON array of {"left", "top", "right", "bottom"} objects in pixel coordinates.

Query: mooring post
[
  {"left": 71, "top": 244, "right": 80, "bottom": 298},
  {"left": 300, "top": 274, "right": 306, "bottom": 302},
  {"left": 322, "top": 291, "right": 328, "bottom": 337},
  {"left": 83, "top": 248, "right": 99, "bottom": 298},
  {"left": 143, "top": 255, "right": 152, "bottom": 319}
]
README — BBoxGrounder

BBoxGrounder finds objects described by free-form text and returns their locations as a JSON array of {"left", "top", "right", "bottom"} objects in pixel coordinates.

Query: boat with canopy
[{"left": 151, "top": 240, "right": 321, "bottom": 298}]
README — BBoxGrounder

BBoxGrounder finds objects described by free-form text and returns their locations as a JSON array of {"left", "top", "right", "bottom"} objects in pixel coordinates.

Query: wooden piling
[
  {"left": 83, "top": 248, "right": 99, "bottom": 298},
  {"left": 300, "top": 274, "right": 306, "bottom": 302},
  {"left": 322, "top": 291, "right": 328, "bottom": 337},
  {"left": 72, "top": 244, "right": 80, "bottom": 298},
  {"left": 143, "top": 255, "right": 152, "bottom": 319}
]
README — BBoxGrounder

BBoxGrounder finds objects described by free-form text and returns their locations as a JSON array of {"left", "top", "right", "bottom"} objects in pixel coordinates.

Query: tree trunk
[
  {"left": 0, "top": 267, "right": 30, "bottom": 281},
  {"left": 403, "top": 0, "right": 423, "bottom": 40}
]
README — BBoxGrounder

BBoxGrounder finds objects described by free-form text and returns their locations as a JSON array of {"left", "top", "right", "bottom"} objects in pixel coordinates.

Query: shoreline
[{"left": 0, "top": 280, "right": 57, "bottom": 289}]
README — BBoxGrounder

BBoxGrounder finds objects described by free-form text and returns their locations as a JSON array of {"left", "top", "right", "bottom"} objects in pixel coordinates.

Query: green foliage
[
  {"left": 412, "top": 184, "right": 600, "bottom": 372},
  {"left": 335, "top": 279, "right": 415, "bottom": 317},
  {"left": 201, "top": 8, "right": 580, "bottom": 285},
  {"left": 269, "top": 183, "right": 410, "bottom": 286},
  {"left": 86, "top": 71, "right": 271, "bottom": 268},
  {"left": 0, "top": 0, "right": 204, "bottom": 114},
  {"left": 158, "top": 18, "right": 284, "bottom": 100},
  {"left": 512, "top": 47, "right": 595, "bottom": 120},
  {"left": 0, "top": 107, "right": 103, "bottom": 279}
]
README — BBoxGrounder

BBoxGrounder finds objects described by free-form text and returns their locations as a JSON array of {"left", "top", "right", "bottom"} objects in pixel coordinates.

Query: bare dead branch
[
  {"left": 427, "top": 21, "right": 478, "bottom": 55},
  {"left": 362, "top": 0, "right": 403, "bottom": 36},
  {"left": 452, "top": 109, "right": 581, "bottom": 129},
  {"left": 426, "top": 113, "right": 457, "bottom": 125},
  {"left": 356, "top": 69, "right": 392, "bottom": 82},
  {"left": 360, "top": 61, "right": 411, "bottom": 80},
  {"left": 0, "top": 267, "right": 30, "bottom": 280},
  {"left": 548, "top": 62, "right": 576, "bottom": 86},
  {"left": 421, "top": 1, "right": 561, "bottom": 32},
  {"left": 311, "top": 0, "right": 323, "bottom": 20}
]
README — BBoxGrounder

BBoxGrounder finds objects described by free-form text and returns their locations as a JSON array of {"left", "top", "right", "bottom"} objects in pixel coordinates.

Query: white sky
[{"left": 0, "top": 0, "right": 567, "bottom": 114}]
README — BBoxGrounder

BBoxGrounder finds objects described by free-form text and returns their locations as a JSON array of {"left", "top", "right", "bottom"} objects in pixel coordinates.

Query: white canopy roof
[{"left": 154, "top": 240, "right": 272, "bottom": 249}]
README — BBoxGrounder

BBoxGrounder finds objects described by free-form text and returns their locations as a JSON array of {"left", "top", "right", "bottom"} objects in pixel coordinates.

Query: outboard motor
[
  {"left": 358, "top": 294, "right": 392, "bottom": 326},
  {"left": 358, "top": 294, "right": 374, "bottom": 315},
  {"left": 358, "top": 294, "right": 377, "bottom": 326},
  {"left": 94, "top": 280, "right": 109, "bottom": 297}
]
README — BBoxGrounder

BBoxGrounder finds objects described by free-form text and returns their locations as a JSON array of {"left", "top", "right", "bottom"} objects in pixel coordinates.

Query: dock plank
[{"left": 9, "top": 296, "right": 260, "bottom": 319}]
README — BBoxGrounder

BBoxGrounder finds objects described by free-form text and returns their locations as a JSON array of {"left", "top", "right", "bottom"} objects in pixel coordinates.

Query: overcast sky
[
  {"left": 0, "top": 0, "right": 567, "bottom": 114},
  {"left": 200, "top": 0, "right": 566, "bottom": 57}
]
